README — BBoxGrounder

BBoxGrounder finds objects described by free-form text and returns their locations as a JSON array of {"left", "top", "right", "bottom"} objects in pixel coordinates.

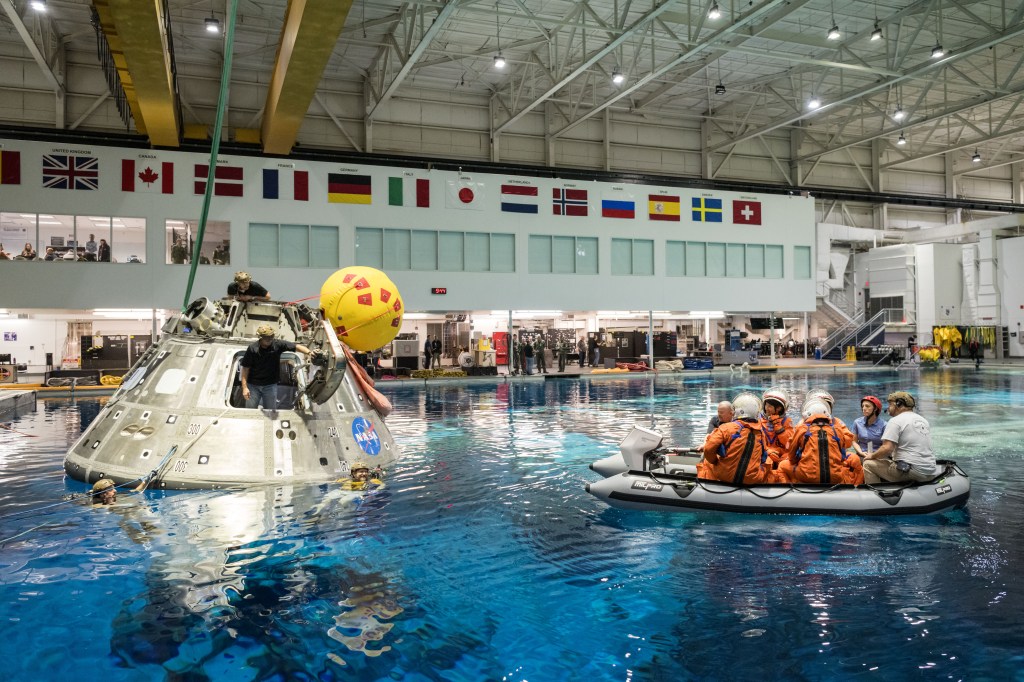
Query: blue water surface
[{"left": 2, "top": 369, "right": 1023, "bottom": 681}]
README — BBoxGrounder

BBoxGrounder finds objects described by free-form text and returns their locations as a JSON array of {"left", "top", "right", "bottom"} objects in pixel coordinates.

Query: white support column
[
  {"left": 363, "top": 80, "right": 373, "bottom": 153},
  {"left": 1013, "top": 164, "right": 1022, "bottom": 204},
  {"left": 701, "top": 119, "right": 713, "bottom": 180},
  {"left": 603, "top": 109, "right": 611, "bottom": 172}
]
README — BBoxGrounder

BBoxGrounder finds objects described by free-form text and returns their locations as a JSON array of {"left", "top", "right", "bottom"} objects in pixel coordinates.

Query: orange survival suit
[
  {"left": 778, "top": 416, "right": 863, "bottom": 485},
  {"left": 700, "top": 418, "right": 769, "bottom": 485},
  {"left": 760, "top": 413, "right": 795, "bottom": 470}
]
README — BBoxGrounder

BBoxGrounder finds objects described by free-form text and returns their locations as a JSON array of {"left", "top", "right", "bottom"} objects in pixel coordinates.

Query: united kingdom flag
[{"left": 42, "top": 154, "right": 99, "bottom": 190}]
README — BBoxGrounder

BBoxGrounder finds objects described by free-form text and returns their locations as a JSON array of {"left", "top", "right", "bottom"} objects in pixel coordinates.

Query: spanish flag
[
  {"left": 328, "top": 173, "right": 372, "bottom": 204},
  {"left": 0, "top": 150, "right": 20, "bottom": 185},
  {"left": 648, "top": 194, "right": 680, "bottom": 222}
]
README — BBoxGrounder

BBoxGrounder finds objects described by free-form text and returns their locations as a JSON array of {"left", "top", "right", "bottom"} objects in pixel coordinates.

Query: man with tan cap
[
  {"left": 240, "top": 324, "right": 315, "bottom": 409},
  {"left": 227, "top": 271, "right": 271, "bottom": 302},
  {"left": 862, "top": 391, "right": 938, "bottom": 484}
]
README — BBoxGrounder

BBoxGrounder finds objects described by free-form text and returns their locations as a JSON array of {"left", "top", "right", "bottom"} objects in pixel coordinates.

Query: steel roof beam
[{"left": 0, "top": 0, "right": 62, "bottom": 95}]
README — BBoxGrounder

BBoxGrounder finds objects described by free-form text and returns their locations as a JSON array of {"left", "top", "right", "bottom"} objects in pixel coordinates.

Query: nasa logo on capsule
[{"left": 351, "top": 416, "right": 381, "bottom": 455}]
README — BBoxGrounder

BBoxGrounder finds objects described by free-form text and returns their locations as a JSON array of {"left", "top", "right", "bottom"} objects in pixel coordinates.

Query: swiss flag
[
  {"left": 733, "top": 199, "right": 762, "bottom": 225},
  {"left": 122, "top": 159, "right": 174, "bottom": 193}
]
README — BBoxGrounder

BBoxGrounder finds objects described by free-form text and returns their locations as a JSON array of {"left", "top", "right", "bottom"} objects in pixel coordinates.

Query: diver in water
[
  {"left": 339, "top": 461, "right": 384, "bottom": 491},
  {"left": 91, "top": 478, "right": 117, "bottom": 506}
]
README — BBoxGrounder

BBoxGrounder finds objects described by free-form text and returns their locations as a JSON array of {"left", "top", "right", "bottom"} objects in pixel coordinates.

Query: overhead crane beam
[
  {"left": 262, "top": 0, "right": 355, "bottom": 155},
  {"left": 92, "top": 0, "right": 179, "bottom": 146}
]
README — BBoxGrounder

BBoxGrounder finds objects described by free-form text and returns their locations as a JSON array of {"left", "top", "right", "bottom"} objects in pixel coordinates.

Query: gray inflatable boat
[{"left": 586, "top": 426, "right": 970, "bottom": 516}]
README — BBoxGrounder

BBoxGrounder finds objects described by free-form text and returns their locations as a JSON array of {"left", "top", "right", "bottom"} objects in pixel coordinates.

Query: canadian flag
[{"left": 122, "top": 159, "right": 174, "bottom": 193}]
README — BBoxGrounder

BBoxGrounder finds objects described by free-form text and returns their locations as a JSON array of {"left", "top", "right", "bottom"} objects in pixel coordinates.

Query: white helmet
[
  {"left": 732, "top": 392, "right": 763, "bottom": 420},
  {"left": 762, "top": 388, "right": 789, "bottom": 412},
  {"left": 801, "top": 398, "right": 832, "bottom": 419},
  {"left": 805, "top": 388, "right": 835, "bottom": 408}
]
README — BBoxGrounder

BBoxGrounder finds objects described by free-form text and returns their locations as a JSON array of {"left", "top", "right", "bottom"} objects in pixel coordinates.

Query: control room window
[{"left": 166, "top": 219, "right": 231, "bottom": 265}]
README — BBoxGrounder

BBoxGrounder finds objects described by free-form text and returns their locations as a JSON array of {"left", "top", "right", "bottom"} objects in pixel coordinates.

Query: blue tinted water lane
[{"left": 2, "top": 370, "right": 1024, "bottom": 681}]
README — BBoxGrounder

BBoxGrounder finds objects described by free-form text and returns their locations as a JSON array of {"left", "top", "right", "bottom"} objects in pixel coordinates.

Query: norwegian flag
[
  {"left": 122, "top": 159, "right": 174, "bottom": 193},
  {"left": 42, "top": 154, "right": 99, "bottom": 190},
  {"left": 553, "top": 188, "right": 588, "bottom": 216}
]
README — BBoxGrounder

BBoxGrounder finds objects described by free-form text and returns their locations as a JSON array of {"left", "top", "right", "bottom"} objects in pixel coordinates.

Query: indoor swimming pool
[{"left": 1, "top": 369, "right": 1023, "bottom": 681}]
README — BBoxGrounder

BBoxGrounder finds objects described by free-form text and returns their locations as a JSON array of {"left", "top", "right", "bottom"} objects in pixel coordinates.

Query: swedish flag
[{"left": 691, "top": 197, "right": 723, "bottom": 222}]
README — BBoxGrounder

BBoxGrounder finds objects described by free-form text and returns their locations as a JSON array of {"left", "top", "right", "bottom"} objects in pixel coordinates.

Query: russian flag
[
  {"left": 602, "top": 198, "right": 635, "bottom": 219},
  {"left": 263, "top": 168, "right": 309, "bottom": 201},
  {"left": 500, "top": 184, "right": 539, "bottom": 214}
]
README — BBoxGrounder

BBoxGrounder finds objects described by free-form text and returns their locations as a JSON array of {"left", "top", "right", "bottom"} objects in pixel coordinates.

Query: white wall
[
  {"left": 914, "top": 243, "right": 964, "bottom": 334},
  {"left": 0, "top": 136, "right": 817, "bottom": 314},
  {"left": 998, "top": 236, "right": 1024, "bottom": 358},
  {"left": 0, "top": 314, "right": 156, "bottom": 371}
]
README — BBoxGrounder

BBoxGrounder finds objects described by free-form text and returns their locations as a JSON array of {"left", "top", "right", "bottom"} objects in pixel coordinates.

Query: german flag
[{"left": 328, "top": 173, "right": 371, "bottom": 204}]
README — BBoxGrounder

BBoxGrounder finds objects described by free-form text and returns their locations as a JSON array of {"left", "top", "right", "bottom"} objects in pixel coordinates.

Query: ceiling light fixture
[
  {"left": 30, "top": 0, "right": 46, "bottom": 11},
  {"left": 807, "top": 96, "right": 821, "bottom": 110},
  {"left": 931, "top": 43, "right": 944, "bottom": 58},
  {"left": 893, "top": 107, "right": 905, "bottom": 121},
  {"left": 205, "top": 16, "right": 221, "bottom": 33},
  {"left": 708, "top": 2, "right": 721, "bottom": 20},
  {"left": 612, "top": 67, "right": 625, "bottom": 85},
  {"left": 827, "top": 24, "right": 841, "bottom": 40},
  {"left": 897, "top": 132, "right": 907, "bottom": 145},
  {"left": 871, "top": 21, "right": 883, "bottom": 41},
  {"left": 972, "top": 149, "right": 982, "bottom": 163},
  {"left": 715, "top": 81, "right": 726, "bottom": 95},
  {"left": 493, "top": 3, "right": 505, "bottom": 69}
]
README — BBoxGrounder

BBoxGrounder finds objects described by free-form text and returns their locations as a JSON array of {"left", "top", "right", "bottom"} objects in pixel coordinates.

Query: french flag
[
  {"left": 263, "top": 168, "right": 309, "bottom": 201},
  {"left": 500, "top": 184, "right": 539, "bottom": 214}
]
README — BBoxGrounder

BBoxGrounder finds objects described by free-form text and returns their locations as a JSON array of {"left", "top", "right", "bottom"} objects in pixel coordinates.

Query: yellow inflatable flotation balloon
[{"left": 320, "top": 266, "right": 404, "bottom": 351}]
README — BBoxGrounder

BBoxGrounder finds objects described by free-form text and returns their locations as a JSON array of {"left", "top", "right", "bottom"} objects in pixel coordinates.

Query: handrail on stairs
[
  {"left": 821, "top": 308, "right": 901, "bottom": 357},
  {"left": 820, "top": 310, "right": 864, "bottom": 352}
]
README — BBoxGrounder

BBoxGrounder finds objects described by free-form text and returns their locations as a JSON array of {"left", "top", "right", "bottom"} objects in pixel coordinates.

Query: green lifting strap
[{"left": 182, "top": 0, "right": 240, "bottom": 311}]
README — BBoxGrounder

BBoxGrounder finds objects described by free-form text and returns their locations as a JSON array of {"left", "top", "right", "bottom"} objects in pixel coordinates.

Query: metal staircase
[{"left": 820, "top": 308, "right": 901, "bottom": 360}]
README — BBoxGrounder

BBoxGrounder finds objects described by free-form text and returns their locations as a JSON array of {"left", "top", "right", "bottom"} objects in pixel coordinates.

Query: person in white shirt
[{"left": 862, "top": 391, "right": 938, "bottom": 484}]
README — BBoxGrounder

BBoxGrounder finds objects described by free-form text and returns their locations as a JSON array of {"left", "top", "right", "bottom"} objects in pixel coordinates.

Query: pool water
[{"left": 2, "top": 370, "right": 1024, "bottom": 681}]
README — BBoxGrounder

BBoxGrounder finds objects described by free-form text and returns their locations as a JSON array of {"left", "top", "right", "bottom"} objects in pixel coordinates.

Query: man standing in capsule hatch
[{"left": 240, "top": 324, "right": 316, "bottom": 409}]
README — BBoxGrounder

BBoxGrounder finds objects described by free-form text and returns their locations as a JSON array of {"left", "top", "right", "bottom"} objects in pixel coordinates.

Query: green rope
[{"left": 182, "top": 0, "right": 239, "bottom": 311}]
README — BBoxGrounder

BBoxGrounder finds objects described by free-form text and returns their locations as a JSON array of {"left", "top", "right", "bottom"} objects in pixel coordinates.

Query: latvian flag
[
  {"left": 263, "top": 168, "right": 309, "bottom": 201},
  {"left": 601, "top": 192, "right": 635, "bottom": 219},
  {"left": 553, "top": 188, "right": 588, "bottom": 216},
  {"left": 500, "top": 184, "right": 539, "bottom": 214},
  {"left": 328, "top": 174, "right": 371, "bottom": 204},
  {"left": 122, "top": 159, "right": 174, "bottom": 193},
  {"left": 194, "top": 164, "right": 243, "bottom": 197},
  {"left": 388, "top": 176, "right": 429, "bottom": 207},
  {"left": 0, "top": 150, "right": 20, "bottom": 185}
]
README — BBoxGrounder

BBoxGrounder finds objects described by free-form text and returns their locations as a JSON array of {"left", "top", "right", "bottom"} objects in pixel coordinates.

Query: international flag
[
  {"left": 733, "top": 199, "right": 762, "bottom": 225},
  {"left": 0, "top": 150, "right": 20, "bottom": 184},
  {"left": 42, "top": 154, "right": 99, "bottom": 190},
  {"left": 328, "top": 173, "right": 371, "bottom": 204},
  {"left": 552, "top": 188, "right": 588, "bottom": 216},
  {"left": 388, "top": 176, "right": 430, "bottom": 207},
  {"left": 648, "top": 194, "right": 680, "bottom": 222},
  {"left": 194, "top": 164, "right": 244, "bottom": 197},
  {"left": 121, "top": 159, "right": 174, "bottom": 193},
  {"left": 691, "top": 196, "right": 723, "bottom": 222},
  {"left": 445, "top": 179, "right": 484, "bottom": 209},
  {"left": 500, "top": 184, "right": 539, "bottom": 214},
  {"left": 602, "top": 193, "right": 635, "bottom": 219},
  {"left": 263, "top": 168, "right": 309, "bottom": 201}
]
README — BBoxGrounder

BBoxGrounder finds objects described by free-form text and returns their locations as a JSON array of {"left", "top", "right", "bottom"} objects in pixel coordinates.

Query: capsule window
[
  {"left": 197, "top": 349, "right": 207, "bottom": 357},
  {"left": 166, "top": 415, "right": 178, "bottom": 424},
  {"left": 113, "top": 410, "right": 122, "bottom": 419},
  {"left": 141, "top": 411, "right": 152, "bottom": 420},
  {"left": 198, "top": 455, "right": 209, "bottom": 465}
]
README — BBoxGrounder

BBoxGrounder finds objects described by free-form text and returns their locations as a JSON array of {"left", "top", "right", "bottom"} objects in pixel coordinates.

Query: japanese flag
[{"left": 445, "top": 179, "right": 485, "bottom": 210}]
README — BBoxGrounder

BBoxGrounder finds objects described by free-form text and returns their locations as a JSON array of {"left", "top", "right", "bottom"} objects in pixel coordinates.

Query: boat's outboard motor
[{"left": 619, "top": 425, "right": 664, "bottom": 472}]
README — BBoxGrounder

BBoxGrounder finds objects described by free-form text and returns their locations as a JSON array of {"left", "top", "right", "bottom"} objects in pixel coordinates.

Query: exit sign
[{"left": 431, "top": 287, "right": 447, "bottom": 295}]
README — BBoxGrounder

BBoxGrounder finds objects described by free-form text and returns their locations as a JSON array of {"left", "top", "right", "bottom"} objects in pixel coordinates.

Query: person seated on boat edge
[
  {"left": 706, "top": 400, "right": 735, "bottom": 435},
  {"left": 91, "top": 478, "right": 117, "bottom": 506},
  {"left": 862, "top": 391, "right": 939, "bottom": 485},
  {"left": 851, "top": 395, "right": 887, "bottom": 457},
  {"left": 240, "top": 324, "right": 317, "bottom": 409},
  {"left": 700, "top": 393, "right": 770, "bottom": 485},
  {"left": 228, "top": 271, "right": 271, "bottom": 303},
  {"left": 776, "top": 399, "right": 863, "bottom": 485},
  {"left": 338, "top": 461, "right": 384, "bottom": 491},
  {"left": 760, "top": 388, "right": 794, "bottom": 470}
]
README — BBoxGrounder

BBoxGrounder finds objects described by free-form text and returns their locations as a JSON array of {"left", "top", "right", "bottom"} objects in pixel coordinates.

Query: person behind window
[
  {"left": 98, "top": 239, "right": 111, "bottom": 262},
  {"left": 171, "top": 238, "right": 187, "bottom": 264},
  {"left": 43, "top": 246, "right": 57, "bottom": 261},
  {"left": 239, "top": 324, "right": 315, "bottom": 409},
  {"left": 20, "top": 242, "right": 36, "bottom": 260},
  {"left": 85, "top": 233, "right": 97, "bottom": 257},
  {"left": 228, "top": 271, "right": 271, "bottom": 302}
]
